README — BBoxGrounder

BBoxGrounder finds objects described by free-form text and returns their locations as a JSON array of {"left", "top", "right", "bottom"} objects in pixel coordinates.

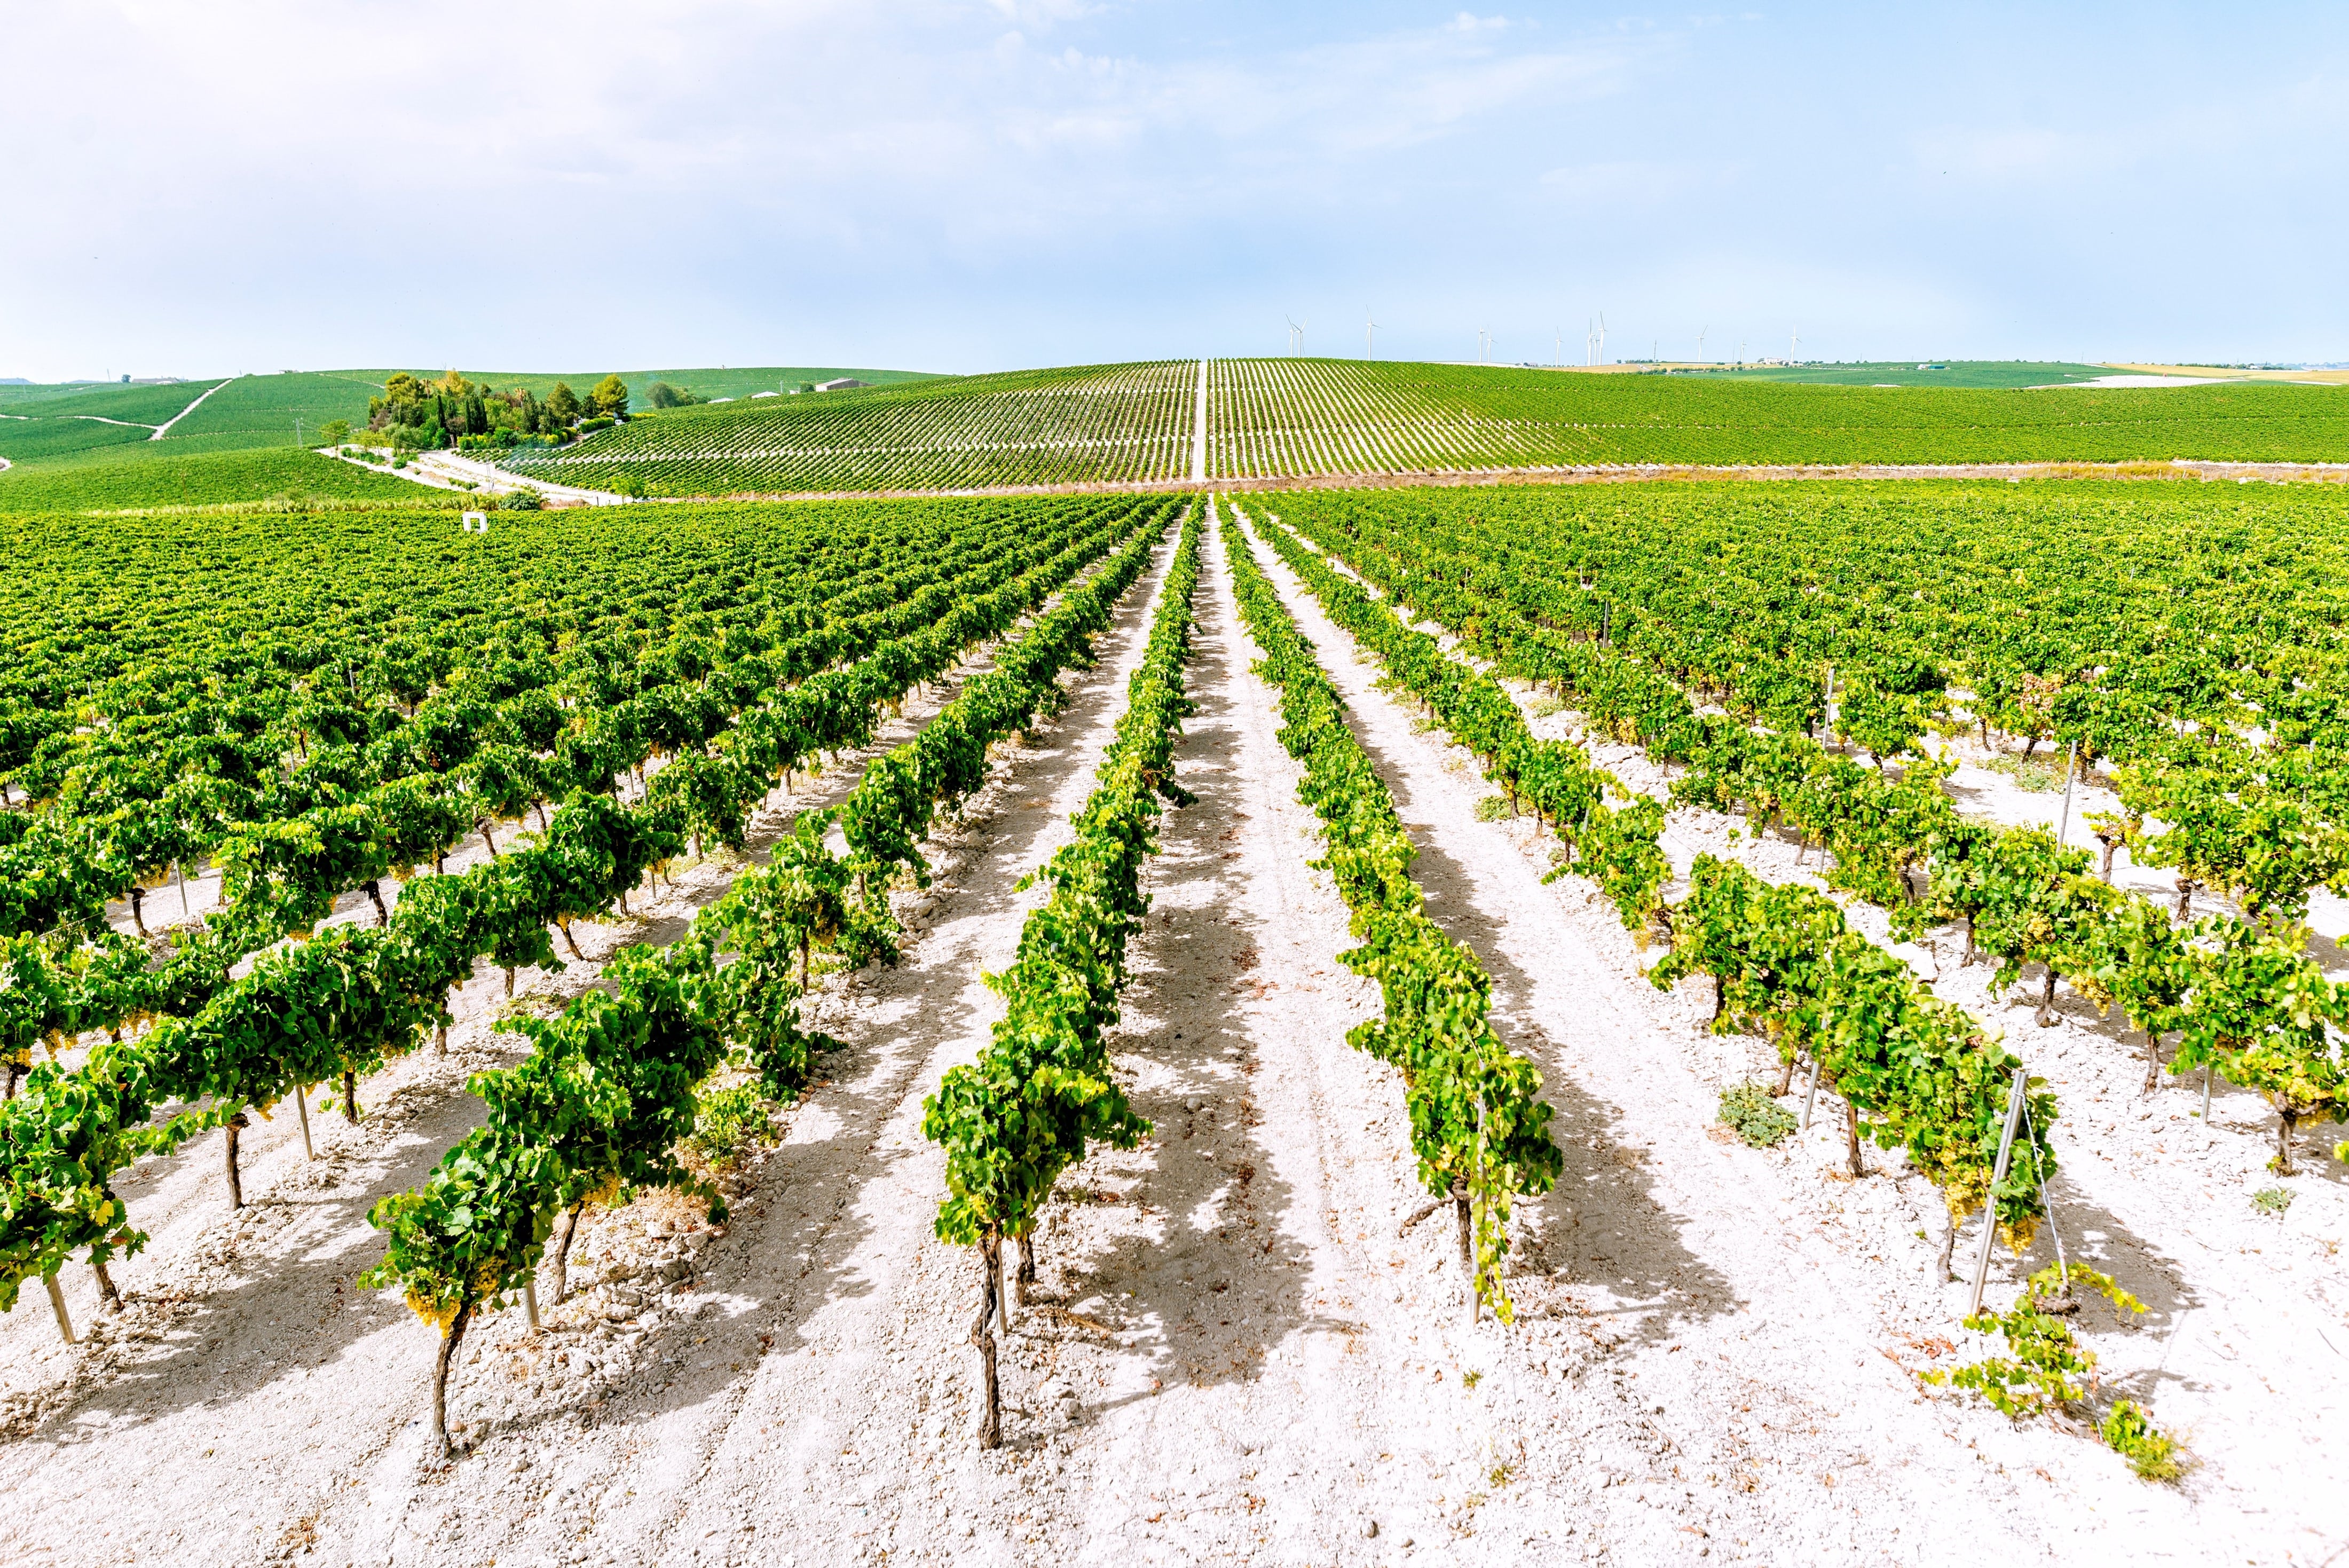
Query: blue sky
[{"left": 7, "top": 2, "right": 2345, "bottom": 380}]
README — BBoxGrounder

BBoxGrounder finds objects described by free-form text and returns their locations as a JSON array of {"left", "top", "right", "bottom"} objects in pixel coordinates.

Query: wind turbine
[
  {"left": 1698, "top": 325, "right": 1707, "bottom": 364},
  {"left": 1365, "top": 308, "right": 1378, "bottom": 359},
  {"left": 1790, "top": 326, "right": 1800, "bottom": 362},
  {"left": 1555, "top": 327, "right": 1563, "bottom": 367},
  {"left": 1286, "top": 317, "right": 1303, "bottom": 356},
  {"left": 1598, "top": 315, "right": 1607, "bottom": 366}
]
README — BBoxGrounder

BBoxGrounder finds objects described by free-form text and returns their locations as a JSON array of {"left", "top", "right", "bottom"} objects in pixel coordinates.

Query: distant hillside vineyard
[
  {"left": 496, "top": 359, "right": 2349, "bottom": 496},
  {"left": 500, "top": 361, "right": 1200, "bottom": 494}
]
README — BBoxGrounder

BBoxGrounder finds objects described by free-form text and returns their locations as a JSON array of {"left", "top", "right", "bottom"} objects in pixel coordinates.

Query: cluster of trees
[{"left": 366, "top": 371, "right": 631, "bottom": 451}]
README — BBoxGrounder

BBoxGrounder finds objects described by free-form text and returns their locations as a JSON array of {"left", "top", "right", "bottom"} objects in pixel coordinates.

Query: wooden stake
[
  {"left": 44, "top": 1273, "right": 76, "bottom": 1344},
  {"left": 295, "top": 1085, "right": 314, "bottom": 1159},
  {"left": 1800, "top": 1055, "right": 1822, "bottom": 1129},
  {"left": 524, "top": 1280, "right": 541, "bottom": 1333}
]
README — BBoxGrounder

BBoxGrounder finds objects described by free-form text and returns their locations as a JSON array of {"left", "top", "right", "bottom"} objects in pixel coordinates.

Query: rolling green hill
[
  {"left": 1696, "top": 360, "right": 2114, "bottom": 389},
  {"left": 496, "top": 357, "right": 2349, "bottom": 496},
  {"left": 0, "top": 365, "right": 935, "bottom": 507},
  {"left": 502, "top": 361, "right": 1198, "bottom": 495},
  {"left": 0, "top": 442, "right": 438, "bottom": 513},
  {"left": 0, "top": 380, "right": 230, "bottom": 464},
  {"left": 12, "top": 357, "right": 2345, "bottom": 506}
]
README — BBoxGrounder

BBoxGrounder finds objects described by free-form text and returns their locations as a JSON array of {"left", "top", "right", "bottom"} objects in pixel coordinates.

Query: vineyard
[
  {"left": 0, "top": 367, "right": 937, "bottom": 515},
  {"left": 501, "top": 361, "right": 1202, "bottom": 495},
  {"left": 491, "top": 357, "right": 2349, "bottom": 499},
  {"left": 0, "top": 476, "right": 2340, "bottom": 1565}
]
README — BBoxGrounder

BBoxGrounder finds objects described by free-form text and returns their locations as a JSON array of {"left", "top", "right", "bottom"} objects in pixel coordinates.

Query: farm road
[{"left": 150, "top": 375, "right": 236, "bottom": 438}]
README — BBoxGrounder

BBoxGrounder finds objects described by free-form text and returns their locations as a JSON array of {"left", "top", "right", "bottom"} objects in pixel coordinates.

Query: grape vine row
[{"left": 924, "top": 504, "right": 1201, "bottom": 1446}]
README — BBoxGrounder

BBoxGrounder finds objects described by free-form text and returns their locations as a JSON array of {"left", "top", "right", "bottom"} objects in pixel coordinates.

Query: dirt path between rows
[
  {"left": 1239, "top": 499, "right": 2348, "bottom": 1558},
  {"left": 4, "top": 514, "right": 2332, "bottom": 1566},
  {"left": 1227, "top": 501, "right": 2298, "bottom": 1564}
]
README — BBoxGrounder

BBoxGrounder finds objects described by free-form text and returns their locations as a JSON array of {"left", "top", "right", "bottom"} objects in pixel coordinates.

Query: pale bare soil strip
[
  {"left": 0, "top": 537, "right": 1171, "bottom": 1565},
  {"left": 3, "top": 520, "right": 2337, "bottom": 1567},
  {"left": 1229, "top": 508, "right": 2291, "bottom": 1565},
  {"left": 516, "top": 457, "right": 2349, "bottom": 510},
  {"left": 151, "top": 376, "right": 238, "bottom": 439},
  {"left": 1247, "top": 501, "right": 2347, "bottom": 1557}
]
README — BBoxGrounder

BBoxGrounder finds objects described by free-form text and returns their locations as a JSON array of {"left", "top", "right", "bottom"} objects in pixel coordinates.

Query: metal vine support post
[{"left": 1968, "top": 1068, "right": 2032, "bottom": 1315}]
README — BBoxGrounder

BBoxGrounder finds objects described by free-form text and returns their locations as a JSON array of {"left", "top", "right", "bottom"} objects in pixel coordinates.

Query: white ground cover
[{"left": 0, "top": 522, "right": 2337, "bottom": 1566}]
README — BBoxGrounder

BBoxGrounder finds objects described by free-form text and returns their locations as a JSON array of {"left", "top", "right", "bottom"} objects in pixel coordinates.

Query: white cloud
[{"left": 11, "top": 3, "right": 2340, "bottom": 377}]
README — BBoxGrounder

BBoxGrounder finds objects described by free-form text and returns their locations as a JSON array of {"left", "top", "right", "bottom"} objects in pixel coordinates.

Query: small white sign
[{"left": 462, "top": 512, "right": 488, "bottom": 532}]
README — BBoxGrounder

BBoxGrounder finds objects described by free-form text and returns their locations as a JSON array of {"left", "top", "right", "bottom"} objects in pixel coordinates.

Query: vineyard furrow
[
  {"left": 0, "top": 502, "right": 1174, "bottom": 1380},
  {"left": 1269, "top": 488, "right": 2344, "bottom": 1183},
  {"left": 327, "top": 521, "right": 1195, "bottom": 1562},
  {"left": 1219, "top": 498, "right": 2176, "bottom": 1562}
]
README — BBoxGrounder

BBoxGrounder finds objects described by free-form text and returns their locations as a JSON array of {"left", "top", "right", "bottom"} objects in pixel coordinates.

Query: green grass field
[
  {"left": 0, "top": 443, "right": 440, "bottom": 513},
  {"left": 157, "top": 367, "right": 938, "bottom": 452},
  {"left": 0, "top": 417, "right": 159, "bottom": 464},
  {"left": 0, "top": 380, "right": 231, "bottom": 464},
  {"left": 0, "top": 380, "right": 226, "bottom": 419},
  {"left": 0, "top": 365, "right": 936, "bottom": 507},
  {"left": 1692, "top": 360, "right": 2115, "bottom": 389}
]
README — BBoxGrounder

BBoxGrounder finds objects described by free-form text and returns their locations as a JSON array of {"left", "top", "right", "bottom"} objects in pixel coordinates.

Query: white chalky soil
[{"left": 0, "top": 518, "right": 2337, "bottom": 1567}]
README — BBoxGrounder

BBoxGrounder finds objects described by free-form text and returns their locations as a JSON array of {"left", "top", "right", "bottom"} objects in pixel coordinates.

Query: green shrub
[
  {"left": 1474, "top": 795, "right": 1513, "bottom": 822},
  {"left": 687, "top": 1083, "right": 769, "bottom": 1169},
  {"left": 2251, "top": 1185, "right": 2293, "bottom": 1216},
  {"left": 1716, "top": 1081, "right": 1796, "bottom": 1147},
  {"left": 1986, "top": 754, "right": 2062, "bottom": 793},
  {"left": 500, "top": 486, "right": 546, "bottom": 512},
  {"left": 2099, "top": 1400, "right": 2184, "bottom": 1482},
  {"left": 1925, "top": 1263, "right": 2146, "bottom": 1421},
  {"left": 608, "top": 471, "right": 645, "bottom": 498}
]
